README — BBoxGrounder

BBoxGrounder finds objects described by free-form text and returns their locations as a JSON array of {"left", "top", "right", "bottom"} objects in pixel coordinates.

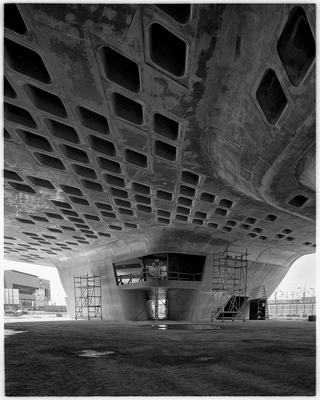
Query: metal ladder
[{"left": 261, "top": 285, "right": 269, "bottom": 320}]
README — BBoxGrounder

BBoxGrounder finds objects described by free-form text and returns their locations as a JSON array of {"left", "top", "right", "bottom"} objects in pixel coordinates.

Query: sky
[{"left": 2, "top": 252, "right": 317, "bottom": 305}]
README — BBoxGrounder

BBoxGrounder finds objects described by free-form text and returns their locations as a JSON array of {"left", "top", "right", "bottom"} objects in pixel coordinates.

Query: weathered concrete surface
[
  {"left": 4, "top": 319, "right": 316, "bottom": 396},
  {"left": 3, "top": 4, "right": 316, "bottom": 319}
]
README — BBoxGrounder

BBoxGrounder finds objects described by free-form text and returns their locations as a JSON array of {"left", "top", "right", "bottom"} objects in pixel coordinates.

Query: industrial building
[
  {"left": 4, "top": 270, "right": 51, "bottom": 311},
  {"left": 3, "top": 4, "right": 316, "bottom": 321}
]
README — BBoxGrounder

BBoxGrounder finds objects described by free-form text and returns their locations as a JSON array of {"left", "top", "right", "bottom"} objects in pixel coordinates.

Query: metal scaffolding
[
  {"left": 211, "top": 249, "right": 248, "bottom": 322},
  {"left": 74, "top": 274, "right": 102, "bottom": 320}
]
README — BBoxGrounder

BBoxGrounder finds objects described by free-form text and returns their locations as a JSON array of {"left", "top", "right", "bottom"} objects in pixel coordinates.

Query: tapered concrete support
[{"left": 57, "top": 258, "right": 148, "bottom": 321}]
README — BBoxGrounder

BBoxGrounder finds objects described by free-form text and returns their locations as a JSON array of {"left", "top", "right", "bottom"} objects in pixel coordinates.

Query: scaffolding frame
[
  {"left": 74, "top": 274, "right": 102, "bottom": 320},
  {"left": 211, "top": 249, "right": 248, "bottom": 322}
]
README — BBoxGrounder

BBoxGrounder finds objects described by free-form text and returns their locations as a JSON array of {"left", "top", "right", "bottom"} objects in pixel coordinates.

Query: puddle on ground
[
  {"left": 5, "top": 330, "right": 28, "bottom": 337},
  {"left": 149, "top": 324, "right": 223, "bottom": 330},
  {"left": 76, "top": 350, "right": 116, "bottom": 358}
]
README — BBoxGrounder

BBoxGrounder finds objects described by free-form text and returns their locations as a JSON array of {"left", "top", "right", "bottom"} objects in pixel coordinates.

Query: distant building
[{"left": 4, "top": 270, "right": 51, "bottom": 310}]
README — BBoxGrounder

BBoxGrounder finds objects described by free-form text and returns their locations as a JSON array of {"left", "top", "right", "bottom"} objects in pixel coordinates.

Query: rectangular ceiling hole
[
  {"left": 285, "top": 237, "right": 295, "bottom": 242},
  {"left": 111, "top": 93, "right": 144, "bottom": 125},
  {"left": 44, "top": 119, "right": 80, "bottom": 144},
  {"left": 68, "top": 217, "right": 85, "bottom": 223},
  {"left": 265, "top": 214, "right": 278, "bottom": 222},
  {"left": 226, "top": 220, "right": 237, "bottom": 227},
  {"left": 132, "top": 182, "right": 150, "bottom": 194},
  {"left": 103, "top": 174, "right": 125, "bottom": 188},
  {"left": 258, "top": 236, "right": 268, "bottom": 241},
  {"left": 60, "top": 184, "right": 83, "bottom": 196},
  {"left": 275, "top": 234, "right": 285, "bottom": 239},
  {"left": 60, "top": 226, "right": 76, "bottom": 231},
  {"left": 81, "top": 179, "right": 103, "bottom": 192},
  {"left": 8, "top": 182, "right": 36, "bottom": 194},
  {"left": 158, "top": 217, "right": 170, "bottom": 224},
  {"left": 97, "top": 157, "right": 121, "bottom": 174},
  {"left": 208, "top": 223, "right": 218, "bottom": 229},
  {"left": 114, "top": 199, "right": 131, "bottom": 208},
  {"left": 4, "top": 76, "right": 17, "bottom": 99},
  {"left": 256, "top": 69, "right": 287, "bottom": 125},
  {"left": 118, "top": 208, "right": 134, "bottom": 216},
  {"left": 71, "top": 164, "right": 97, "bottom": 179},
  {"left": 248, "top": 233, "right": 257, "bottom": 238},
  {"left": 87, "top": 135, "right": 116, "bottom": 157},
  {"left": 95, "top": 202, "right": 113, "bottom": 211},
  {"left": 60, "top": 144, "right": 89, "bottom": 164},
  {"left": 150, "top": 23, "right": 187, "bottom": 77},
  {"left": 5, "top": 38, "right": 51, "bottom": 84},
  {"left": 4, "top": 4, "right": 27, "bottom": 34},
  {"left": 15, "top": 218, "right": 35, "bottom": 224},
  {"left": 100, "top": 46, "right": 140, "bottom": 92},
  {"left": 303, "top": 242, "right": 312, "bottom": 246},
  {"left": 222, "top": 226, "right": 232, "bottom": 232},
  {"left": 27, "top": 176, "right": 54, "bottom": 189},
  {"left": 156, "top": 190, "right": 172, "bottom": 201},
  {"left": 288, "top": 194, "right": 309, "bottom": 208},
  {"left": 34, "top": 152, "right": 66, "bottom": 170},
  {"left": 98, "top": 232, "right": 111, "bottom": 237},
  {"left": 195, "top": 211, "right": 207, "bottom": 219},
  {"left": 76, "top": 106, "right": 110, "bottom": 135},
  {"left": 157, "top": 210, "right": 171, "bottom": 218},
  {"left": 60, "top": 210, "right": 79, "bottom": 217},
  {"left": 110, "top": 187, "right": 128, "bottom": 198},
  {"left": 176, "top": 206, "right": 190, "bottom": 215},
  {"left": 4, "top": 170, "right": 23, "bottom": 181},
  {"left": 245, "top": 217, "right": 256, "bottom": 224},
  {"left": 69, "top": 197, "right": 90, "bottom": 206},
  {"left": 23, "top": 84, "right": 67, "bottom": 118},
  {"left": 219, "top": 199, "right": 233, "bottom": 208},
  {"left": 277, "top": 6, "right": 315, "bottom": 86},
  {"left": 215, "top": 208, "right": 227, "bottom": 217},
  {"left": 153, "top": 113, "right": 179, "bottom": 140},
  {"left": 252, "top": 228, "right": 263, "bottom": 233},
  {"left": 154, "top": 140, "right": 177, "bottom": 161},
  {"left": 181, "top": 171, "right": 199, "bottom": 186},
  {"left": 134, "top": 194, "right": 151, "bottom": 205},
  {"left": 109, "top": 225, "right": 122, "bottom": 231},
  {"left": 179, "top": 185, "right": 196, "bottom": 197},
  {"left": 4, "top": 102, "right": 37, "bottom": 128},
  {"left": 16, "top": 129, "right": 54, "bottom": 152},
  {"left": 137, "top": 205, "right": 152, "bottom": 213},
  {"left": 192, "top": 219, "right": 203, "bottom": 226},
  {"left": 83, "top": 214, "right": 100, "bottom": 221},
  {"left": 200, "top": 192, "right": 215, "bottom": 203},
  {"left": 156, "top": 4, "right": 191, "bottom": 24},
  {"left": 124, "top": 223, "right": 137, "bottom": 229},
  {"left": 124, "top": 149, "right": 148, "bottom": 168},
  {"left": 281, "top": 229, "right": 293, "bottom": 234},
  {"left": 100, "top": 211, "right": 116, "bottom": 219},
  {"left": 178, "top": 197, "right": 192, "bottom": 206},
  {"left": 50, "top": 200, "right": 72, "bottom": 209}
]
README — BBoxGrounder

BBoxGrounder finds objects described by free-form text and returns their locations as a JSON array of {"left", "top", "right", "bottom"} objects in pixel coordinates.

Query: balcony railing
[{"left": 117, "top": 271, "right": 203, "bottom": 285}]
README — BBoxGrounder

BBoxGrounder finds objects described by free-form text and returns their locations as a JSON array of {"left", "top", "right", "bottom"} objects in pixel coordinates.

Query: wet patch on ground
[
  {"left": 4, "top": 329, "right": 28, "bottom": 337},
  {"left": 149, "top": 324, "right": 223, "bottom": 330}
]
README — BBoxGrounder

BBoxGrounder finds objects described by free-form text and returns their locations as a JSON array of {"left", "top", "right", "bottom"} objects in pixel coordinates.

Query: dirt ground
[{"left": 4, "top": 319, "right": 316, "bottom": 396}]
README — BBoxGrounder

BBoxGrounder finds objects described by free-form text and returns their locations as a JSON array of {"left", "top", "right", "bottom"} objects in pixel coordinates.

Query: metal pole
[{"left": 154, "top": 259, "right": 159, "bottom": 321}]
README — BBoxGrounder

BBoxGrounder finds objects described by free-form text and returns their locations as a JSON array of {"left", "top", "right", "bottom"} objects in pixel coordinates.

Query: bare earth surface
[{"left": 4, "top": 319, "right": 315, "bottom": 396}]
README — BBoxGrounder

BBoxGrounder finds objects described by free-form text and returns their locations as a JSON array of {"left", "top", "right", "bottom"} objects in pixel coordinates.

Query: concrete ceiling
[{"left": 3, "top": 4, "right": 316, "bottom": 268}]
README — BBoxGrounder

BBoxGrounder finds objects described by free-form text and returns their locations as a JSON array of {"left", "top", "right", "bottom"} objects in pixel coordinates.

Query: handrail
[{"left": 117, "top": 271, "right": 203, "bottom": 285}]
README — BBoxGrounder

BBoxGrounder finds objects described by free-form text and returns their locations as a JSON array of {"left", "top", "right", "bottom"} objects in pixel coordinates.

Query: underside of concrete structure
[{"left": 3, "top": 4, "right": 316, "bottom": 321}]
